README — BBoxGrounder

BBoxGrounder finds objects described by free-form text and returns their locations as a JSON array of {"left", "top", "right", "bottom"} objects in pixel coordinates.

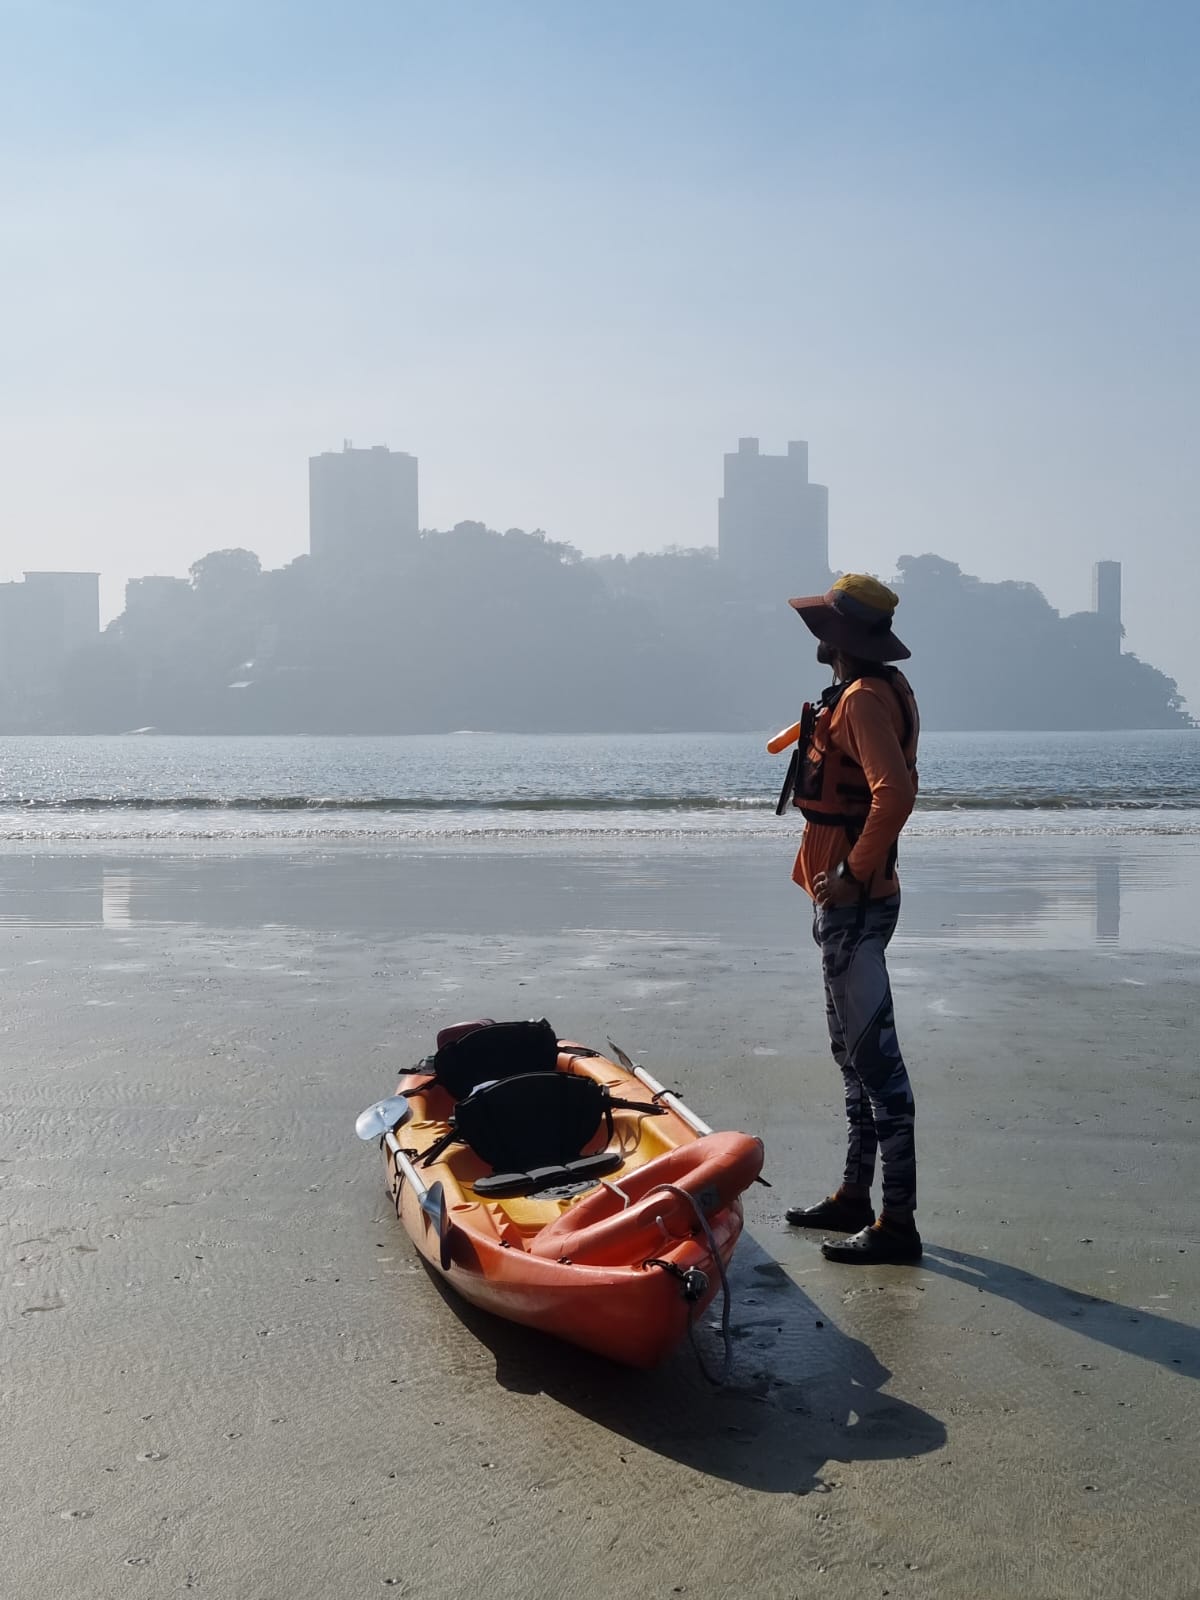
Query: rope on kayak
[
  {"left": 643, "top": 1182, "right": 734, "bottom": 1387},
  {"left": 388, "top": 1145, "right": 420, "bottom": 1218}
]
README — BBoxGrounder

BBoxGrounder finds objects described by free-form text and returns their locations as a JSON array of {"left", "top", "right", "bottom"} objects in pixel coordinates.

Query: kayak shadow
[
  {"left": 921, "top": 1243, "right": 1199, "bottom": 1380},
  {"left": 425, "top": 1233, "right": 945, "bottom": 1493}
]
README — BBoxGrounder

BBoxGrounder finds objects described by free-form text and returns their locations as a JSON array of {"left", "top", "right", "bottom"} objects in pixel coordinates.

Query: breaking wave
[{"left": 3, "top": 788, "right": 1199, "bottom": 814}]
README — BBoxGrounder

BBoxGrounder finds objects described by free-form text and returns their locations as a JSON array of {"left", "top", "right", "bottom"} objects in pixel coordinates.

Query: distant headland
[{"left": 0, "top": 440, "right": 1190, "bottom": 734}]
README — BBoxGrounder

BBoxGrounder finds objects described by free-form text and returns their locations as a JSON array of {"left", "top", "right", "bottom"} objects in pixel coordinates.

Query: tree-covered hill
[{"left": 13, "top": 528, "right": 1191, "bottom": 734}]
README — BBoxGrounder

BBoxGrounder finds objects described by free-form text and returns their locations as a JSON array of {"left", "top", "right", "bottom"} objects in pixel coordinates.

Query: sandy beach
[{"left": 3, "top": 835, "right": 1198, "bottom": 1599}]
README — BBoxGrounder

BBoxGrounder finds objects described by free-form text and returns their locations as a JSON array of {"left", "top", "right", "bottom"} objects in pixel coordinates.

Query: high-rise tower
[
  {"left": 718, "top": 437, "right": 829, "bottom": 597},
  {"left": 308, "top": 442, "right": 419, "bottom": 571}
]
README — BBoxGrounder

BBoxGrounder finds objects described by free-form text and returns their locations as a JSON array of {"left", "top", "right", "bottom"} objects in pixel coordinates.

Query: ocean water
[{"left": 0, "top": 730, "right": 1197, "bottom": 842}]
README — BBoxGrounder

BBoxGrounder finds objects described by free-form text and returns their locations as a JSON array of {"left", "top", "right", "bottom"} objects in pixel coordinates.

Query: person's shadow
[
  {"left": 425, "top": 1234, "right": 946, "bottom": 1494},
  {"left": 921, "top": 1243, "right": 1199, "bottom": 1379}
]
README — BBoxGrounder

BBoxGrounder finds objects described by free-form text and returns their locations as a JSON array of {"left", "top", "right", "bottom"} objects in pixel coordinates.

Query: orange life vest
[{"left": 780, "top": 666, "right": 919, "bottom": 857}]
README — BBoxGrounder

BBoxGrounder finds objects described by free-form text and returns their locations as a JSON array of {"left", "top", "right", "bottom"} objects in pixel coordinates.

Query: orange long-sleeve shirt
[{"left": 792, "top": 676, "right": 918, "bottom": 901}]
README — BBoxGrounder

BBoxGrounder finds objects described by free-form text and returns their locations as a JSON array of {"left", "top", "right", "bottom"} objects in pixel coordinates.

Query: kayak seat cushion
[
  {"left": 455, "top": 1070, "right": 609, "bottom": 1175},
  {"left": 432, "top": 1018, "right": 560, "bottom": 1101}
]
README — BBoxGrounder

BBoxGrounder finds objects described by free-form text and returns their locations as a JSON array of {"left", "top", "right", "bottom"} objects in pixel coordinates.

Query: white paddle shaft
[{"left": 629, "top": 1063, "right": 713, "bottom": 1138}]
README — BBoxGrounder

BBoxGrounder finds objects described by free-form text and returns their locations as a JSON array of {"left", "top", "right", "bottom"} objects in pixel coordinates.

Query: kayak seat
[
  {"left": 425, "top": 1018, "right": 561, "bottom": 1101},
  {"left": 421, "top": 1070, "right": 665, "bottom": 1198}
]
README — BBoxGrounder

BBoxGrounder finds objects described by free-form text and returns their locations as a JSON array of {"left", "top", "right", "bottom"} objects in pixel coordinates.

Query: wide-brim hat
[{"left": 788, "top": 573, "right": 910, "bottom": 662}]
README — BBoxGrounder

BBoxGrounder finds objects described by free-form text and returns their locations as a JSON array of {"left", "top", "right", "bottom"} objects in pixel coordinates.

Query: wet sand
[{"left": 2, "top": 837, "right": 1198, "bottom": 1599}]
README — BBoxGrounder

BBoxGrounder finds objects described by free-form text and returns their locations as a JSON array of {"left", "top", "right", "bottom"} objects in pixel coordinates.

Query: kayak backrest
[
  {"left": 431, "top": 1018, "right": 559, "bottom": 1100},
  {"left": 417, "top": 1065, "right": 667, "bottom": 1197},
  {"left": 455, "top": 1071, "right": 607, "bottom": 1173}
]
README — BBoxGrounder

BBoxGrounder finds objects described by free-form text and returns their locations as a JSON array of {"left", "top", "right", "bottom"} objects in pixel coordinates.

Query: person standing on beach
[{"left": 780, "top": 574, "right": 923, "bottom": 1264}]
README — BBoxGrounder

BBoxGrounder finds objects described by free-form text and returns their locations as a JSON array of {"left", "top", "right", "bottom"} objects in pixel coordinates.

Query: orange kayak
[{"left": 357, "top": 1023, "right": 763, "bottom": 1369}]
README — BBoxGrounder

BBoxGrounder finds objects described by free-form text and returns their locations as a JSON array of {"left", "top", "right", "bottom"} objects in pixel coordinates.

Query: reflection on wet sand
[
  {"left": 0, "top": 841, "right": 1182, "bottom": 951},
  {"left": 1096, "top": 858, "right": 1120, "bottom": 942}
]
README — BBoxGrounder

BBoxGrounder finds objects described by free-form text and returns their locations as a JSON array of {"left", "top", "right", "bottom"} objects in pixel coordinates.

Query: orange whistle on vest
[{"left": 767, "top": 718, "right": 804, "bottom": 755}]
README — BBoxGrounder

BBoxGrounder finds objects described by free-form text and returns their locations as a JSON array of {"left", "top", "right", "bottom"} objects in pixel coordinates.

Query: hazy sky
[{"left": 3, "top": 1, "right": 1198, "bottom": 706}]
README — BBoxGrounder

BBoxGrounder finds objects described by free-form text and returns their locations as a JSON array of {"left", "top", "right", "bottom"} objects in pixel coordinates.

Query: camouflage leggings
[{"left": 813, "top": 893, "right": 916, "bottom": 1214}]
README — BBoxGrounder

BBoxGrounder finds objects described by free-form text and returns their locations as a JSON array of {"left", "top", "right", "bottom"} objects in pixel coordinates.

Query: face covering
[{"left": 816, "top": 642, "right": 837, "bottom": 667}]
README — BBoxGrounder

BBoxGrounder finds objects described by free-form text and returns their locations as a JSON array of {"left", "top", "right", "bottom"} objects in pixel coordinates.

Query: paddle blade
[
  {"left": 420, "top": 1179, "right": 453, "bottom": 1270},
  {"left": 355, "top": 1094, "right": 412, "bottom": 1142},
  {"left": 607, "top": 1039, "right": 637, "bottom": 1072}
]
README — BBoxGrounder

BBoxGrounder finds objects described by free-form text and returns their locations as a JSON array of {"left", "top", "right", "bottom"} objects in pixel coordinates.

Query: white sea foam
[{"left": 0, "top": 731, "right": 1196, "bottom": 842}]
